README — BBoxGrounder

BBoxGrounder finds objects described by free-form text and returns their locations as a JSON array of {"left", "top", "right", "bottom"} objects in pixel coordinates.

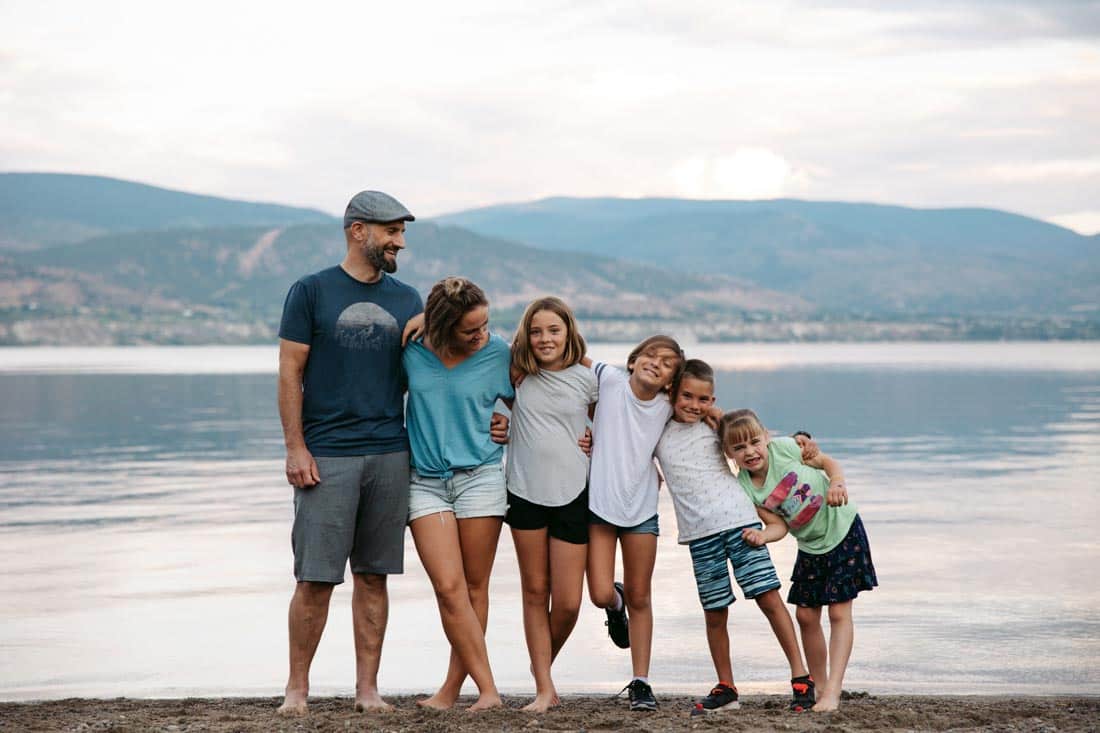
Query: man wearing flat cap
[{"left": 276, "top": 191, "right": 421, "bottom": 714}]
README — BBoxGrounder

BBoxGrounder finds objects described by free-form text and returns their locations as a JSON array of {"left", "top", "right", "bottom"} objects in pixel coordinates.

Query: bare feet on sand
[
  {"left": 276, "top": 690, "right": 308, "bottom": 716},
  {"left": 813, "top": 691, "right": 840, "bottom": 712},
  {"left": 521, "top": 690, "right": 560, "bottom": 713},
  {"left": 354, "top": 691, "right": 394, "bottom": 713},
  {"left": 417, "top": 690, "right": 459, "bottom": 711},
  {"left": 467, "top": 693, "right": 503, "bottom": 712}
]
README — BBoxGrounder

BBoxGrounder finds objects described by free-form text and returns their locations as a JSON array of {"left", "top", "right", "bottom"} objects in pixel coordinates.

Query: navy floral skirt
[{"left": 788, "top": 515, "right": 878, "bottom": 608}]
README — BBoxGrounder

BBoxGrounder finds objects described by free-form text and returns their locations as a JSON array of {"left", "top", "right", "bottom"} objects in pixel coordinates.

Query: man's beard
[{"left": 365, "top": 241, "right": 397, "bottom": 273}]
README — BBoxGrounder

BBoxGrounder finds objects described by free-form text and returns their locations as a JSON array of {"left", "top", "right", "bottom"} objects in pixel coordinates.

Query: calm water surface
[{"left": 1, "top": 342, "right": 1098, "bottom": 700}]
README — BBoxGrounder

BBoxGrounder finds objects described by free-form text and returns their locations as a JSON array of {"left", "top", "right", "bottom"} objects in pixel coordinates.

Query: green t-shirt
[{"left": 736, "top": 436, "right": 857, "bottom": 555}]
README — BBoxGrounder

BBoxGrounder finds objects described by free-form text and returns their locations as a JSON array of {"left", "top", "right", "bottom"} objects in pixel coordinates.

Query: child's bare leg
[
  {"left": 755, "top": 590, "right": 808, "bottom": 678},
  {"left": 796, "top": 605, "right": 827, "bottom": 691},
  {"left": 703, "top": 608, "right": 733, "bottom": 684},
  {"left": 512, "top": 527, "right": 557, "bottom": 712},
  {"left": 814, "top": 601, "right": 853, "bottom": 712},
  {"left": 547, "top": 537, "right": 586, "bottom": 661},
  {"left": 621, "top": 532, "right": 657, "bottom": 678},
  {"left": 586, "top": 524, "right": 620, "bottom": 609}
]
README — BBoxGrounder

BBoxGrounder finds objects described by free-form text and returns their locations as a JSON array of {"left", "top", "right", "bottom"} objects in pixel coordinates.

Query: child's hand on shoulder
[
  {"left": 794, "top": 432, "right": 819, "bottom": 462},
  {"left": 826, "top": 478, "right": 848, "bottom": 506},
  {"left": 741, "top": 526, "right": 766, "bottom": 547}
]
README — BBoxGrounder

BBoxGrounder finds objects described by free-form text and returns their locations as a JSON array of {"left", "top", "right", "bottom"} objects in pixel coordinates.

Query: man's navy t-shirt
[{"left": 279, "top": 266, "right": 423, "bottom": 456}]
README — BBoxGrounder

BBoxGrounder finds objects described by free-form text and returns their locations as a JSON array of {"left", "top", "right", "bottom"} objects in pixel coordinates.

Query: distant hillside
[
  {"left": 436, "top": 198, "right": 1100, "bottom": 316},
  {"left": 0, "top": 173, "right": 334, "bottom": 251},
  {"left": 3, "top": 176, "right": 1096, "bottom": 344},
  {"left": 3, "top": 221, "right": 805, "bottom": 344}
]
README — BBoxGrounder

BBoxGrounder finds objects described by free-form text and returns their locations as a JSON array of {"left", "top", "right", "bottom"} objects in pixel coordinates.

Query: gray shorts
[{"left": 291, "top": 451, "right": 410, "bottom": 583}]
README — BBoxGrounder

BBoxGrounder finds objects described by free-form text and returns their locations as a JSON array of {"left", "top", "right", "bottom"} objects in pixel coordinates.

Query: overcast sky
[{"left": 2, "top": 0, "right": 1099, "bottom": 232}]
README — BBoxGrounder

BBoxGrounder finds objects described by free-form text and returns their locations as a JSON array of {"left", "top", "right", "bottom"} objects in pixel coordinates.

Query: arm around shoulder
[{"left": 804, "top": 451, "right": 848, "bottom": 506}]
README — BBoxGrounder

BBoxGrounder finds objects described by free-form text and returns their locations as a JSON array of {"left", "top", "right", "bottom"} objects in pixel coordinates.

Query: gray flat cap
[{"left": 343, "top": 190, "right": 415, "bottom": 228}]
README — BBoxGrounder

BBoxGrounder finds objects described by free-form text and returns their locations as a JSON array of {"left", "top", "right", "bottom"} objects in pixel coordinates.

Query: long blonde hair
[{"left": 511, "top": 296, "right": 586, "bottom": 375}]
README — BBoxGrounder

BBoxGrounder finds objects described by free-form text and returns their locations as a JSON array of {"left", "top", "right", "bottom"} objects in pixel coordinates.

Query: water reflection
[{"left": 1, "top": 347, "right": 1098, "bottom": 699}]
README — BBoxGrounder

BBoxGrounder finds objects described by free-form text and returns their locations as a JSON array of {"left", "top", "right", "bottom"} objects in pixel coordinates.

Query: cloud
[
  {"left": 1046, "top": 210, "right": 1100, "bottom": 235},
  {"left": 983, "top": 159, "right": 1100, "bottom": 183},
  {"left": 0, "top": 0, "right": 1097, "bottom": 225},
  {"left": 670, "top": 148, "right": 811, "bottom": 199}
]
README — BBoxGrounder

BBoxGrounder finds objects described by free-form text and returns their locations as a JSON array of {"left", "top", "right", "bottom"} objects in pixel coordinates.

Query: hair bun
[{"left": 443, "top": 276, "right": 468, "bottom": 298}]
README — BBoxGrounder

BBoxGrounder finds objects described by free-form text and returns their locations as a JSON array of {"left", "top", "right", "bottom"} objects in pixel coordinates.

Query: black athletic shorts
[{"left": 505, "top": 488, "right": 589, "bottom": 544}]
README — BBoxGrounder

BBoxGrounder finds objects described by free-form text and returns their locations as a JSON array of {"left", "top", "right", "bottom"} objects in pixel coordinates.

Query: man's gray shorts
[{"left": 292, "top": 451, "right": 409, "bottom": 583}]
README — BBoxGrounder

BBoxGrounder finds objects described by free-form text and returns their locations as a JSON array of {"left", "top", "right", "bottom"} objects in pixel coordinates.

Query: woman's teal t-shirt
[
  {"left": 737, "top": 436, "right": 858, "bottom": 555},
  {"left": 403, "top": 333, "right": 514, "bottom": 478}
]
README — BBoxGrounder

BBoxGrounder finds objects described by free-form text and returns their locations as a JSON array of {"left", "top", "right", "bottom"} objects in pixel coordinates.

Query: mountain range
[
  {"left": 1, "top": 173, "right": 1096, "bottom": 345},
  {"left": 437, "top": 197, "right": 1100, "bottom": 316}
]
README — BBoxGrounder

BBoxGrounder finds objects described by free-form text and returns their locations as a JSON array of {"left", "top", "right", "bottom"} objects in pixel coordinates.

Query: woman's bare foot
[
  {"left": 276, "top": 689, "right": 308, "bottom": 716},
  {"left": 467, "top": 692, "right": 504, "bottom": 712},
  {"left": 521, "top": 690, "right": 560, "bottom": 713},
  {"left": 417, "top": 689, "right": 459, "bottom": 711},
  {"left": 354, "top": 690, "right": 394, "bottom": 713},
  {"left": 813, "top": 690, "right": 840, "bottom": 712}
]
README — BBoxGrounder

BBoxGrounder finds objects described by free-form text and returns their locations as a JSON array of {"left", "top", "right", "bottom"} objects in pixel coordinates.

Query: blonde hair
[
  {"left": 511, "top": 297, "right": 586, "bottom": 376},
  {"left": 718, "top": 408, "right": 768, "bottom": 454},
  {"left": 424, "top": 277, "right": 488, "bottom": 354}
]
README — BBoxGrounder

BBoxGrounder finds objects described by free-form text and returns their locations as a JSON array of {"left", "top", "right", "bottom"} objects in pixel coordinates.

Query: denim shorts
[
  {"left": 589, "top": 511, "right": 660, "bottom": 536},
  {"left": 408, "top": 462, "right": 507, "bottom": 522}
]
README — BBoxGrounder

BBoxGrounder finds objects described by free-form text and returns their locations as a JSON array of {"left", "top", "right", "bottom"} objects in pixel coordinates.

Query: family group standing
[{"left": 274, "top": 190, "right": 878, "bottom": 718}]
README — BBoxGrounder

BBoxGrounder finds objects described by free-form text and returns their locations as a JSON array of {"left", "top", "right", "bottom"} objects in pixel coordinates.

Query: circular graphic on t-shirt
[{"left": 335, "top": 302, "right": 400, "bottom": 351}]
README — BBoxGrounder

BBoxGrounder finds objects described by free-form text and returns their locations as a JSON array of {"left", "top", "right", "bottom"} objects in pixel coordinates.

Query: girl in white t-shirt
[
  {"left": 585, "top": 335, "right": 684, "bottom": 712},
  {"left": 505, "top": 297, "right": 599, "bottom": 713}
]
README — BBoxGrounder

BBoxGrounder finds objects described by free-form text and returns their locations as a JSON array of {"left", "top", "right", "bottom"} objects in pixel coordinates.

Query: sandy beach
[{"left": 1, "top": 694, "right": 1094, "bottom": 732}]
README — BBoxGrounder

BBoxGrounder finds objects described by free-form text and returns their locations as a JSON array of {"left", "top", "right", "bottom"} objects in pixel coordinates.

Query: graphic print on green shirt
[{"left": 737, "top": 437, "right": 858, "bottom": 555}]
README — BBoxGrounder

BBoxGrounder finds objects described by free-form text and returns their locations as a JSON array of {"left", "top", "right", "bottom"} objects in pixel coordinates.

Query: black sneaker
[
  {"left": 790, "top": 674, "right": 815, "bottom": 712},
  {"left": 691, "top": 682, "right": 739, "bottom": 715},
  {"left": 604, "top": 581, "right": 630, "bottom": 648},
  {"left": 619, "top": 678, "right": 657, "bottom": 712}
]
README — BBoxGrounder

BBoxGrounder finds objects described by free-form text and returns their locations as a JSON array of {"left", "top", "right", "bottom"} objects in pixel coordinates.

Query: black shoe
[
  {"left": 691, "top": 682, "right": 739, "bottom": 715},
  {"left": 790, "top": 674, "right": 815, "bottom": 712},
  {"left": 604, "top": 581, "right": 630, "bottom": 649},
  {"left": 619, "top": 678, "right": 657, "bottom": 712}
]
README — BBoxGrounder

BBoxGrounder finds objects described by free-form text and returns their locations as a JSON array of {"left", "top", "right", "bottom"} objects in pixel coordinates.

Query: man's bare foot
[
  {"left": 277, "top": 690, "right": 308, "bottom": 716},
  {"left": 417, "top": 690, "right": 458, "bottom": 711},
  {"left": 813, "top": 691, "right": 840, "bottom": 712},
  {"left": 354, "top": 691, "right": 394, "bottom": 713},
  {"left": 467, "top": 693, "right": 503, "bottom": 712},
  {"left": 521, "top": 690, "right": 560, "bottom": 713}
]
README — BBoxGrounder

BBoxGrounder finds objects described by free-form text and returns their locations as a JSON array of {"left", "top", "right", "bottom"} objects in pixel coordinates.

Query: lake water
[{"left": 2, "top": 342, "right": 1099, "bottom": 701}]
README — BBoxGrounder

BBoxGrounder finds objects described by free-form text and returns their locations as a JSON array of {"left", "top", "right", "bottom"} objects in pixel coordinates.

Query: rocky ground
[{"left": 1, "top": 694, "right": 1095, "bottom": 732}]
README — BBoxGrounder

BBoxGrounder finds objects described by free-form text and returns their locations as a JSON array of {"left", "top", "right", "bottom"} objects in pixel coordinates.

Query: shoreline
[{"left": 2, "top": 694, "right": 1096, "bottom": 732}]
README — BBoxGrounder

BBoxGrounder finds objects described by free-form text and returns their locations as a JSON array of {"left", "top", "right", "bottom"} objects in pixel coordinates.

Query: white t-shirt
[
  {"left": 588, "top": 362, "right": 672, "bottom": 527},
  {"left": 655, "top": 420, "right": 761, "bottom": 544},
  {"left": 506, "top": 364, "right": 599, "bottom": 506}
]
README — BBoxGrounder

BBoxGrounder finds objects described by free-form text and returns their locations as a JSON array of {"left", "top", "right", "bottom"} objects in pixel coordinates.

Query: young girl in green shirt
[{"left": 719, "top": 409, "right": 878, "bottom": 713}]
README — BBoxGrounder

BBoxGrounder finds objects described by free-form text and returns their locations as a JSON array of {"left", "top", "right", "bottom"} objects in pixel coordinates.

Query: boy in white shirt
[{"left": 654, "top": 360, "right": 815, "bottom": 714}]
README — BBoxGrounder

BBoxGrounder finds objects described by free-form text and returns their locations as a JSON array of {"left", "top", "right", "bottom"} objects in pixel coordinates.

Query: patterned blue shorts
[
  {"left": 788, "top": 514, "right": 878, "bottom": 608},
  {"left": 688, "top": 524, "right": 782, "bottom": 611}
]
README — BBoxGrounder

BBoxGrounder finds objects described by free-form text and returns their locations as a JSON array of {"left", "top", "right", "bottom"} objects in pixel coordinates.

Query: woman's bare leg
[{"left": 411, "top": 513, "right": 502, "bottom": 711}]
